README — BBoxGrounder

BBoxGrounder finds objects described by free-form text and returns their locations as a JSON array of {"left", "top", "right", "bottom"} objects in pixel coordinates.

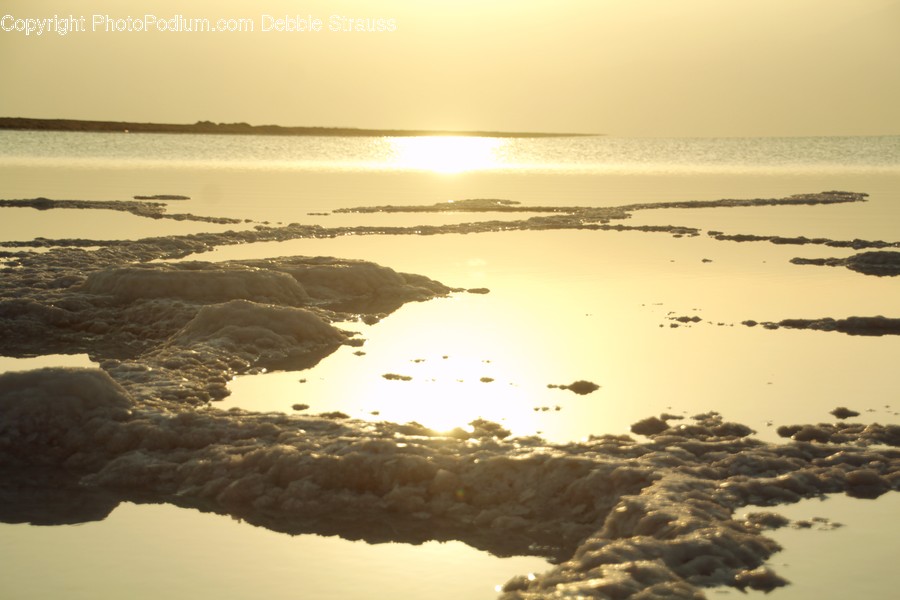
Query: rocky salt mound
[
  {"left": 1, "top": 369, "right": 897, "bottom": 598},
  {"left": 0, "top": 242, "right": 452, "bottom": 405}
]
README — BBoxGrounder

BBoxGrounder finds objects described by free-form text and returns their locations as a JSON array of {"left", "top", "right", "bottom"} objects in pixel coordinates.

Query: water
[
  {"left": 719, "top": 494, "right": 900, "bottom": 600},
  {"left": 1, "top": 130, "right": 898, "bottom": 599},
  {"left": 2, "top": 130, "right": 898, "bottom": 233},
  {"left": 0, "top": 502, "right": 547, "bottom": 600},
  {"left": 209, "top": 228, "right": 900, "bottom": 444},
  {"left": 3, "top": 130, "right": 898, "bottom": 174}
]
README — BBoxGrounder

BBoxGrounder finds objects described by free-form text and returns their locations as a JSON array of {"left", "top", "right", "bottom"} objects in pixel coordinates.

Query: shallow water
[
  {"left": 210, "top": 228, "right": 900, "bottom": 444},
  {"left": 0, "top": 354, "right": 96, "bottom": 371},
  {"left": 3, "top": 131, "right": 897, "bottom": 173},
  {"left": 1, "top": 132, "right": 898, "bottom": 599},
  {"left": 626, "top": 186, "right": 900, "bottom": 243},
  {"left": 0, "top": 206, "right": 252, "bottom": 244},
  {"left": 719, "top": 494, "right": 900, "bottom": 599},
  {"left": 0, "top": 502, "right": 547, "bottom": 600},
  {"left": 2, "top": 130, "right": 899, "bottom": 226}
]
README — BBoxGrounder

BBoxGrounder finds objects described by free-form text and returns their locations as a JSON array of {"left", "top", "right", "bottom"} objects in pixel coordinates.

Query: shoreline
[{"left": 0, "top": 117, "right": 597, "bottom": 139}]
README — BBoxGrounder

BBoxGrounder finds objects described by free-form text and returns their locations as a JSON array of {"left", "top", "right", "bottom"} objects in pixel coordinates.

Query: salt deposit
[
  {"left": 1, "top": 190, "right": 898, "bottom": 598},
  {"left": 2, "top": 369, "right": 897, "bottom": 597},
  {"left": 80, "top": 265, "right": 311, "bottom": 304},
  {"left": 791, "top": 250, "right": 900, "bottom": 276},
  {"left": 710, "top": 232, "right": 899, "bottom": 250},
  {"left": 0, "top": 197, "right": 241, "bottom": 224},
  {"left": 335, "top": 191, "right": 867, "bottom": 216},
  {"left": 0, "top": 247, "right": 451, "bottom": 404},
  {"left": 830, "top": 407, "right": 861, "bottom": 420},
  {"left": 743, "top": 316, "right": 900, "bottom": 336},
  {"left": 548, "top": 380, "right": 601, "bottom": 395},
  {"left": 0, "top": 192, "right": 871, "bottom": 256}
]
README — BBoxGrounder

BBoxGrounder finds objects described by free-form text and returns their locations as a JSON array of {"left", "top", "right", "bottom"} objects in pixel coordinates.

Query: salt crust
[
  {"left": 0, "top": 191, "right": 872, "bottom": 256},
  {"left": 791, "top": 250, "right": 900, "bottom": 276},
  {"left": 1, "top": 368, "right": 897, "bottom": 598},
  {"left": 743, "top": 316, "right": 900, "bottom": 336},
  {"left": 1, "top": 251, "right": 451, "bottom": 404},
  {"left": 1, "top": 190, "right": 898, "bottom": 598},
  {"left": 0, "top": 197, "right": 240, "bottom": 224}
]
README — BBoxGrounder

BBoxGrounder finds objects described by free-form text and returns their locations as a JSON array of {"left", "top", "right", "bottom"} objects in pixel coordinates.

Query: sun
[{"left": 388, "top": 136, "right": 507, "bottom": 174}]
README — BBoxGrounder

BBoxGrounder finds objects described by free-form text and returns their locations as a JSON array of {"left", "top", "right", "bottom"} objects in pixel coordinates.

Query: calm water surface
[
  {"left": 3, "top": 131, "right": 898, "bottom": 173},
  {"left": 1, "top": 131, "right": 898, "bottom": 599}
]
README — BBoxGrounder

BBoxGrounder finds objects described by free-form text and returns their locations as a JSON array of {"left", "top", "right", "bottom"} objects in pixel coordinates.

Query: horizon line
[{"left": 0, "top": 116, "right": 600, "bottom": 139}]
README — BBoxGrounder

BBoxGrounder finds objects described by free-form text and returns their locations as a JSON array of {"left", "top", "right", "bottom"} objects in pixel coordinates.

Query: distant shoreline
[{"left": 0, "top": 117, "right": 597, "bottom": 138}]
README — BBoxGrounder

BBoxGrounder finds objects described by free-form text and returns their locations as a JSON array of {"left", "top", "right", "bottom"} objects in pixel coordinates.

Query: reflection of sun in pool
[
  {"left": 223, "top": 295, "right": 567, "bottom": 439},
  {"left": 344, "top": 299, "right": 553, "bottom": 436},
  {"left": 388, "top": 136, "right": 507, "bottom": 174},
  {"left": 368, "top": 351, "right": 542, "bottom": 435}
]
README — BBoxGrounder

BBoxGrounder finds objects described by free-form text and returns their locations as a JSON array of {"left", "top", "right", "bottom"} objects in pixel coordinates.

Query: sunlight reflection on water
[
  {"left": 387, "top": 136, "right": 509, "bottom": 173},
  {"left": 211, "top": 228, "right": 900, "bottom": 444},
  {"left": 3, "top": 132, "right": 897, "bottom": 176}
]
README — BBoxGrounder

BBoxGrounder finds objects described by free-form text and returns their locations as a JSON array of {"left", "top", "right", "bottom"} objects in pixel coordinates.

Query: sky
[{"left": 1, "top": 0, "right": 898, "bottom": 136}]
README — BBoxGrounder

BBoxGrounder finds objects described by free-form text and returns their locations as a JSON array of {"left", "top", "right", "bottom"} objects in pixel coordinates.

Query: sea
[{"left": 1, "top": 130, "right": 899, "bottom": 599}]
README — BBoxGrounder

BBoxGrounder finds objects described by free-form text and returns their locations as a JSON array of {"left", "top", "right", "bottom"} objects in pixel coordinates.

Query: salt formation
[
  {"left": 830, "top": 407, "right": 860, "bottom": 419},
  {"left": 743, "top": 316, "right": 900, "bottom": 336},
  {"left": 0, "top": 368, "right": 132, "bottom": 467},
  {"left": 0, "top": 245, "right": 452, "bottom": 404},
  {"left": 0, "top": 197, "right": 240, "bottom": 224},
  {"left": 791, "top": 250, "right": 900, "bottom": 276},
  {"left": 712, "top": 232, "right": 900, "bottom": 250},
  {"left": 548, "top": 380, "right": 601, "bottom": 395},
  {"left": 133, "top": 194, "right": 191, "bottom": 200},
  {"left": 776, "top": 422, "right": 900, "bottom": 449},
  {"left": 80, "top": 266, "right": 312, "bottom": 304},
  {"left": 2, "top": 369, "right": 897, "bottom": 597},
  {"left": 336, "top": 191, "right": 867, "bottom": 215},
  {"left": 1, "top": 191, "right": 872, "bottom": 256},
  {"left": 1, "top": 190, "right": 898, "bottom": 598}
]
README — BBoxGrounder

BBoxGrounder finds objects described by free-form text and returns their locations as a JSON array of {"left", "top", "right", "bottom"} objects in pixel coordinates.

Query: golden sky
[{"left": 1, "top": 0, "right": 898, "bottom": 136}]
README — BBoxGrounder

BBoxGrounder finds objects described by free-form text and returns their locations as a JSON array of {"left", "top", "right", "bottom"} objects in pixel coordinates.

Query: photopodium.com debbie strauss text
[{"left": 0, "top": 14, "right": 399, "bottom": 36}]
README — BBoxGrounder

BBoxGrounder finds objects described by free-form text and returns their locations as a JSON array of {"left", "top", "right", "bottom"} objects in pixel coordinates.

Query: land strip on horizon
[{"left": 0, "top": 117, "right": 597, "bottom": 138}]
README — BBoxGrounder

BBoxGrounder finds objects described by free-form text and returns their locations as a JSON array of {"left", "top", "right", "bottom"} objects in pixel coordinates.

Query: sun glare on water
[
  {"left": 221, "top": 296, "right": 553, "bottom": 438},
  {"left": 388, "top": 136, "right": 507, "bottom": 173}
]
